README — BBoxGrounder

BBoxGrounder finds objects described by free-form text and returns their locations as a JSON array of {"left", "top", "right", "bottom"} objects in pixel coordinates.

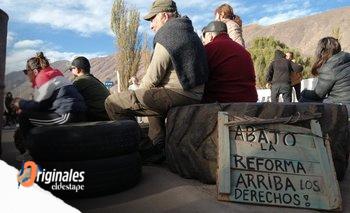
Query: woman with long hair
[
  {"left": 214, "top": 3, "right": 245, "bottom": 47},
  {"left": 300, "top": 37, "right": 350, "bottom": 104},
  {"left": 12, "top": 52, "right": 86, "bottom": 160}
]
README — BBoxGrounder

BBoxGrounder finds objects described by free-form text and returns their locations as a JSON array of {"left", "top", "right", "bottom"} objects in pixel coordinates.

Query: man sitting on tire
[
  {"left": 201, "top": 21, "right": 258, "bottom": 103},
  {"left": 69, "top": 56, "right": 110, "bottom": 121},
  {"left": 105, "top": 0, "right": 209, "bottom": 162}
]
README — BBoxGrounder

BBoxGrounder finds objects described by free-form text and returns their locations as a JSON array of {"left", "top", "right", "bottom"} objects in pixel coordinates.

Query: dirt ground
[{"left": 1, "top": 129, "right": 349, "bottom": 213}]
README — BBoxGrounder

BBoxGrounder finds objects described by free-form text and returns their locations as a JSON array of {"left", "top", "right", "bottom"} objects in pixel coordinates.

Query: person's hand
[
  {"left": 11, "top": 97, "right": 21, "bottom": 111},
  {"left": 129, "top": 76, "right": 138, "bottom": 85}
]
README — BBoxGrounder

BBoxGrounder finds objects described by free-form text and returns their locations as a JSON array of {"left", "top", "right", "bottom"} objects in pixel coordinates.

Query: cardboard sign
[{"left": 217, "top": 112, "right": 342, "bottom": 211}]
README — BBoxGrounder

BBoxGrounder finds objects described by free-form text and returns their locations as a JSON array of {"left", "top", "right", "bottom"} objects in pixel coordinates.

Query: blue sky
[{"left": 1, "top": 0, "right": 349, "bottom": 73}]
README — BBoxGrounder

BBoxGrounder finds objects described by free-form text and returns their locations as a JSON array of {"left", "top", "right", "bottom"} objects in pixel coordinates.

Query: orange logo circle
[{"left": 17, "top": 161, "right": 38, "bottom": 187}]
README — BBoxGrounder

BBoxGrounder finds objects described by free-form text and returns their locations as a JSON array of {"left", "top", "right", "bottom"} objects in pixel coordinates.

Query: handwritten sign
[{"left": 217, "top": 112, "right": 342, "bottom": 211}]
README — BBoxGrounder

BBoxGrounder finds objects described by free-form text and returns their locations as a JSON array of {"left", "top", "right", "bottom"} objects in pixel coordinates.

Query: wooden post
[
  {"left": 117, "top": 70, "right": 121, "bottom": 93},
  {"left": 217, "top": 111, "right": 231, "bottom": 194},
  {"left": 0, "top": 10, "right": 9, "bottom": 156}
]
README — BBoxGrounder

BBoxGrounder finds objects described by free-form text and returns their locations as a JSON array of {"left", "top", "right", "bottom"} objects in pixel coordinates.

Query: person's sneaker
[{"left": 16, "top": 150, "right": 33, "bottom": 162}]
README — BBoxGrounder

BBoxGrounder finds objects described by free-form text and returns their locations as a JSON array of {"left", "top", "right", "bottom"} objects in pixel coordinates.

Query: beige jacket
[
  {"left": 222, "top": 19, "right": 245, "bottom": 47},
  {"left": 139, "top": 43, "right": 204, "bottom": 101}
]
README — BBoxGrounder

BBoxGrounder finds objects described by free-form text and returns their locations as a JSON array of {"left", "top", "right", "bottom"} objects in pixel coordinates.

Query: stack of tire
[{"left": 25, "top": 120, "right": 142, "bottom": 199}]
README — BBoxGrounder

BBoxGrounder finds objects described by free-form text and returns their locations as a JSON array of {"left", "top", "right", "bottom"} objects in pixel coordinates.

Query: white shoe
[{"left": 16, "top": 150, "right": 33, "bottom": 162}]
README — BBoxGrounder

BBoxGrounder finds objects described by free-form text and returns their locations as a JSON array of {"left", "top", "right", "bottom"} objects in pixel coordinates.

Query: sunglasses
[
  {"left": 69, "top": 67, "right": 77, "bottom": 71},
  {"left": 22, "top": 69, "right": 34, "bottom": 75}
]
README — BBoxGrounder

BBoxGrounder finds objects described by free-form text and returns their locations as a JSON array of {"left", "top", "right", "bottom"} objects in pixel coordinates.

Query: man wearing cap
[
  {"left": 202, "top": 21, "right": 257, "bottom": 103},
  {"left": 70, "top": 56, "right": 110, "bottom": 121},
  {"left": 105, "top": 0, "right": 209, "bottom": 159}
]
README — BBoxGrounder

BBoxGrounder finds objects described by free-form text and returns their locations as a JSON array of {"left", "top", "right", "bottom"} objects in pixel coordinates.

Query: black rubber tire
[
  {"left": 14, "top": 128, "right": 26, "bottom": 154},
  {"left": 335, "top": 153, "right": 349, "bottom": 181},
  {"left": 26, "top": 120, "right": 141, "bottom": 161},
  {"left": 37, "top": 152, "right": 142, "bottom": 199}
]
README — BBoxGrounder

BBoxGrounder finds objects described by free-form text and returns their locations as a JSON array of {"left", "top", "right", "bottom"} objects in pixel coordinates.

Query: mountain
[
  {"left": 243, "top": 7, "right": 350, "bottom": 56},
  {"left": 5, "top": 60, "right": 69, "bottom": 99},
  {"left": 5, "top": 54, "right": 149, "bottom": 99},
  {"left": 5, "top": 7, "right": 350, "bottom": 98}
]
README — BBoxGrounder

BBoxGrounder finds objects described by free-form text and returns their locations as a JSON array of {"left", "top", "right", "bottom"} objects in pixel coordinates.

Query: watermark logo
[
  {"left": 17, "top": 161, "right": 85, "bottom": 192},
  {"left": 17, "top": 161, "right": 38, "bottom": 187}
]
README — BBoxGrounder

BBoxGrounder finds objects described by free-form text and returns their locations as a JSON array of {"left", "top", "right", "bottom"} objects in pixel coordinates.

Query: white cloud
[
  {"left": 191, "top": 13, "right": 213, "bottom": 31},
  {"left": 252, "top": 0, "right": 314, "bottom": 26},
  {"left": 0, "top": 0, "right": 168, "bottom": 36},
  {"left": 0, "top": 0, "right": 326, "bottom": 36},
  {"left": 256, "top": 9, "right": 313, "bottom": 25},
  {"left": 1, "top": 0, "right": 114, "bottom": 36},
  {"left": 6, "top": 38, "right": 105, "bottom": 73},
  {"left": 44, "top": 50, "right": 106, "bottom": 64},
  {"left": 6, "top": 49, "right": 37, "bottom": 72},
  {"left": 13, "top": 40, "right": 45, "bottom": 49},
  {"left": 0, "top": 0, "right": 249, "bottom": 36},
  {"left": 6, "top": 31, "right": 15, "bottom": 47}
]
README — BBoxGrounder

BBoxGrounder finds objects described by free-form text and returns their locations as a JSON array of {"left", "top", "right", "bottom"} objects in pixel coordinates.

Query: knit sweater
[
  {"left": 266, "top": 50, "right": 294, "bottom": 85},
  {"left": 154, "top": 16, "right": 209, "bottom": 90}
]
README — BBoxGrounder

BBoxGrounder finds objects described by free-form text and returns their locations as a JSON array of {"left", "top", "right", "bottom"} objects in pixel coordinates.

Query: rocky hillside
[
  {"left": 5, "top": 60, "right": 69, "bottom": 99},
  {"left": 5, "top": 56, "right": 117, "bottom": 98},
  {"left": 243, "top": 7, "right": 350, "bottom": 56},
  {"left": 5, "top": 54, "right": 150, "bottom": 99}
]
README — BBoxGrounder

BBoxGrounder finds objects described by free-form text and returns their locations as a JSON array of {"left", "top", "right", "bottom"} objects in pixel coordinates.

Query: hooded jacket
[
  {"left": 154, "top": 16, "right": 209, "bottom": 90},
  {"left": 266, "top": 50, "right": 293, "bottom": 85},
  {"left": 314, "top": 51, "right": 350, "bottom": 104}
]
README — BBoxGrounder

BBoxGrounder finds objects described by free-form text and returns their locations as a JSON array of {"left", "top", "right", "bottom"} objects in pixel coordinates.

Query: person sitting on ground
[
  {"left": 105, "top": 0, "right": 209, "bottom": 162},
  {"left": 266, "top": 50, "right": 295, "bottom": 102},
  {"left": 70, "top": 56, "right": 110, "bottom": 121},
  {"left": 12, "top": 52, "right": 86, "bottom": 160},
  {"left": 300, "top": 37, "right": 350, "bottom": 106},
  {"left": 214, "top": 3, "right": 245, "bottom": 47},
  {"left": 286, "top": 51, "right": 304, "bottom": 101},
  {"left": 201, "top": 21, "right": 257, "bottom": 103}
]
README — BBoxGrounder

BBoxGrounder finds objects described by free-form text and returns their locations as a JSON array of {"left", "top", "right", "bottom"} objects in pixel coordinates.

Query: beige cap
[{"left": 143, "top": 0, "right": 177, "bottom": 21}]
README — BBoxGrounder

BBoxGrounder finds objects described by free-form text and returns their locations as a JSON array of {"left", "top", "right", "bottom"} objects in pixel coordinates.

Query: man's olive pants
[{"left": 105, "top": 88, "right": 200, "bottom": 144}]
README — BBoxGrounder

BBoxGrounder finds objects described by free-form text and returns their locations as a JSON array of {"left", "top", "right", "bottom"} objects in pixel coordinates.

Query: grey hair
[{"left": 164, "top": 11, "right": 180, "bottom": 19}]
